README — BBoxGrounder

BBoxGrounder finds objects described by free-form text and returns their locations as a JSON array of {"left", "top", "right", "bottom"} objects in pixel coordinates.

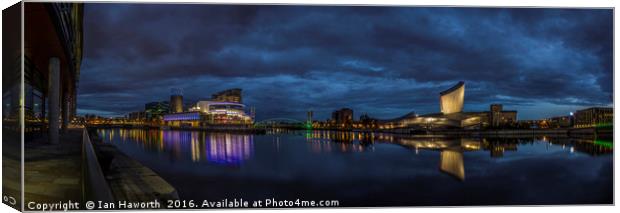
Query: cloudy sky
[{"left": 77, "top": 4, "right": 613, "bottom": 121}]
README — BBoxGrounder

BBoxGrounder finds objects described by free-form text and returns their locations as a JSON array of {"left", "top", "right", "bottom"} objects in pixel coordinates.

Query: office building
[
  {"left": 145, "top": 101, "right": 169, "bottom": 120},
  {"left": 332, "top": 108, "right": 354, "bottom": 127},
  {"left": 574, "top": 107, "right": 613, "bottom": 128},
  {"left": 488, "top": 104, "right": 517, "bottom": 127}
]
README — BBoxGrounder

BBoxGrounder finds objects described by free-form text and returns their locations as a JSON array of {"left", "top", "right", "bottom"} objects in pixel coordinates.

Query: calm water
[{"left": 96, "top": 128, "right": 613, "bottom": 206}]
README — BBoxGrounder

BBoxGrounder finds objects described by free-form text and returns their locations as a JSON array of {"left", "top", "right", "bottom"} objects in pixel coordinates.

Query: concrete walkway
[{"left": 23, "top": 129, "right": 83, "bottom": 203}]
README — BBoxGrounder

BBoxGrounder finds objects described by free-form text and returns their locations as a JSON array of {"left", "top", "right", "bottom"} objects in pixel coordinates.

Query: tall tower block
[{"left": 170, "top": 88, "right": 184, "bottom": 113}]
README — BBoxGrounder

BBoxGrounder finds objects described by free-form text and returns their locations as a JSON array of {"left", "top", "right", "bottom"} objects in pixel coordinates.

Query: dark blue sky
[{"left": 77, "top": 4, "right": 613, "bottom": 121}]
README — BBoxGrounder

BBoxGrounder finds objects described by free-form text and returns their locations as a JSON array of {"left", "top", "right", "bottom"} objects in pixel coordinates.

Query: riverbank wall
[{"left": 85, "top": 128, "right": 180, "bottom": 202}]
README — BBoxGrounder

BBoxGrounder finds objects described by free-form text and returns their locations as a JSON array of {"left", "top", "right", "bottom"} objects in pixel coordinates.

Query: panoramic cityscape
[{"left": 2, "top": 2, "right": 614, "bottom": 211}]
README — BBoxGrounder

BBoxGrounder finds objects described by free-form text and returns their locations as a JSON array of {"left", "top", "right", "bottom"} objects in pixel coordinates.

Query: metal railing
[{"left": 81, "top": 129, "right": 115, "bottom": 203}]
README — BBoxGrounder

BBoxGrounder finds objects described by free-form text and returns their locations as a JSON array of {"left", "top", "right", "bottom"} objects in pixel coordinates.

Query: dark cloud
[{"left": 77, "top": 4, "right": 613, "bottom": 120}]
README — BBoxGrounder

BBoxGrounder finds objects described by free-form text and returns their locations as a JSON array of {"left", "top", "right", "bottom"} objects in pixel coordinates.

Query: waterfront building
[
  {"left": 439, "top": 81, "right": 465, "bottom": 114},
  {"left": 357, "top": 113, "right": 378, "bottom": 129},
  {"left": 163, "top": 112, "right": 203, "bottom": 127},
  {"left": 164, "top": 88, "right": 253, "bottom": 126},
  {"left": 192, "top": 101, "right": 252, "bottom": 123},
  {"left": 211, "top": 88, "right": 242, "bottom": 103},
  {"left": 127, "top": 111, "right": 147, "bottom": 121},
  {"left": 3, "top": 2, "right": 84, "bottom": 144},
  {"left": 331, "top": 108, "right": 354, "bottom": 128},
  {"left": 364, "top": 82, "right": 517, "bottom": 130},
  {"left": 516, "top": 119, "right": 548, "bottom": 129},
  {"left": 488, "top": 104, "right": 517, "bottom": 128},
  {"left": 547, "top": 115, "right": 574, "bottom": 128},
  {"left": 169, "top": 94, "right": 183, "bottom": 114},
  {"left": 145, "top": 101, "right": 169, "bottom": 120},
  {"left": 574, "top": 107, "right": 613, "bottom": 128},
  {"left": 163, "top": 105, "right": 253, "bottom": 127}
]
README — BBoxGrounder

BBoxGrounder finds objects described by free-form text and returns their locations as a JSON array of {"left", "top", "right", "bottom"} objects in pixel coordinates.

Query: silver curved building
[{"left": 439, "top": 81, "right": 465, "bottom": 114}]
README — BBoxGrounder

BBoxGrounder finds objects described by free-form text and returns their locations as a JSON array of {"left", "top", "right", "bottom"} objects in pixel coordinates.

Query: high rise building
[
  {"left": 307, "top": 110, "right": 313, "bottom": 123},
  {"left": 331, "top": 108, "right": 353, "bottom": 127},
  {"left": 169, "top": 95, "right": 183, "bottom": 113},
  {"left": 169, "top": 88, "right": 184, "bottom": 113}
]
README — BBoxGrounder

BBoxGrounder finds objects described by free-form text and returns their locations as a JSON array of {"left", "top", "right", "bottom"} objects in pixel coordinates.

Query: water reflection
[
  {"left": 440, "top": 150, "right": 465, "bottom": 181},
  {"left": 98, "top": 128, "right": 612, "bottom": 181},
  {"left": 302, "top": 130, "right": 612, "bottom": 180},
  {"left": 304, "top": 130, "right": 374, "bottom": 153},
  {"left": 96, "top": 128, "right": 612, "bottom": 205},
  {"left": 205, "top": 134, "right": 253, "bottom": 165},
  {"left": 97, "top": 128, "right": 254, "bottom": 165}
]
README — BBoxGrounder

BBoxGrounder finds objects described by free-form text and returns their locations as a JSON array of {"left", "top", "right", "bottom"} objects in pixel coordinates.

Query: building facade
[
  {"left": 3, "top": 2, "right": 84, "bottom": 144},
  {"left": 211, "top": 88, "right": 242, "bottom": 103},
  {"left": 439, "top": 81, "right": 465, "bottom": 114},
  {"left": 145, "top": 101, "right": 169, "bottom": 120},
  {"left": 331, "top": 108, "right": 354, "bottom": 128},
  {"left": 488, "top": 104, "right": 517, "bottom": 128},
  {"left": 164, "top": 88, "right": 253, "bottom": 127},
  {"left": 127, "top": 111, "right": 147, "bottom": 121},
  {"left": 169, "top": 95, "right": 183, "bottom": 113},
  {"left": 351, "top": 82, "right": 517, "bottom": 130},
  {"left": 574, "top": 107, "right": 613, "bottom": 128}
]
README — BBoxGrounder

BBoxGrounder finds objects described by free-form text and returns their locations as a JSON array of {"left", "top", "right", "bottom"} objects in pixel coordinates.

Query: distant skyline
[{"left": 77, "top": 4, "right": 613, "bottom": 121}]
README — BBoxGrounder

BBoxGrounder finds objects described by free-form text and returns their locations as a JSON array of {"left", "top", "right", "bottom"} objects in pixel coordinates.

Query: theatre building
[{"left": 163, "top": 89, "right": 253, "bottom": 127}]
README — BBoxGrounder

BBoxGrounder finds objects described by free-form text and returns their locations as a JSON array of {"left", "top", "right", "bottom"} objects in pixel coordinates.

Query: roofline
[{"left": 439, "top": 81, "right": 465, "bottom": 96}]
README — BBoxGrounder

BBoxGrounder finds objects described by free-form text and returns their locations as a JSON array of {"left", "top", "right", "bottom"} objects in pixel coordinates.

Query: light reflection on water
[
  {"left": 98, "top": 128, "right": 254, "bottom": 165},
  {"left": 96, "top": 128, "right": 613, "bottom": 205},
  {"left": 97, "top": 128, "right": 611, "bottom": 172}
]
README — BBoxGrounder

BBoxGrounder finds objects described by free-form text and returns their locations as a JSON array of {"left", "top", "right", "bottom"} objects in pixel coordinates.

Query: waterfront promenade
[
  {"left": 3, "top": 127, "right": 179, "bottom": 210},
  {"left": 23, "top": 129, "right": 83, "bottom": 203}
]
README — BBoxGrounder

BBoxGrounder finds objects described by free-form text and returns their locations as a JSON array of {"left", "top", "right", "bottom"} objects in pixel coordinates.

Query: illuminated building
[
  {"left": 3, "top": 2, "right": 84, "bottom": 144},
  {"left": 164, "top": 89, "right": 253, "bottom": 126},
  {"left": 211, "top": 88, "right": 242, "bottom": 103},
  {"left": 488, "top": 104, "right": 517, "bottom": 127},
  {"left": 439, "top": 81, "right": 465, "bottom": 114},
  {"left": 574, "top": 107, "right": 613, "bottom": 128},
  {"left": 331, "top": 108, "right": 353, "bottom": 128},
  {"left": 163, "top": 112, "right": 203, "bottom": 127},
  {"left": 547, "top": 115, "right": 574, "bottom": 128},
  {"left": 169, "top": 94, "right": 183, "bottom": 113},
  {"left": 366, "top": 82, "right": 517, "bottom": 130},
  {"left": 127, "top": 111, "right": 146, "bottom": 120},
  {"left": 193, "top": 101, "right": 252, "bottom": 123},
  {"left": 307, "top": 110, "right": 313, "bottom": 123},
  {"left": 145, "top": 101, "right": 169, "bottom": 120}
]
